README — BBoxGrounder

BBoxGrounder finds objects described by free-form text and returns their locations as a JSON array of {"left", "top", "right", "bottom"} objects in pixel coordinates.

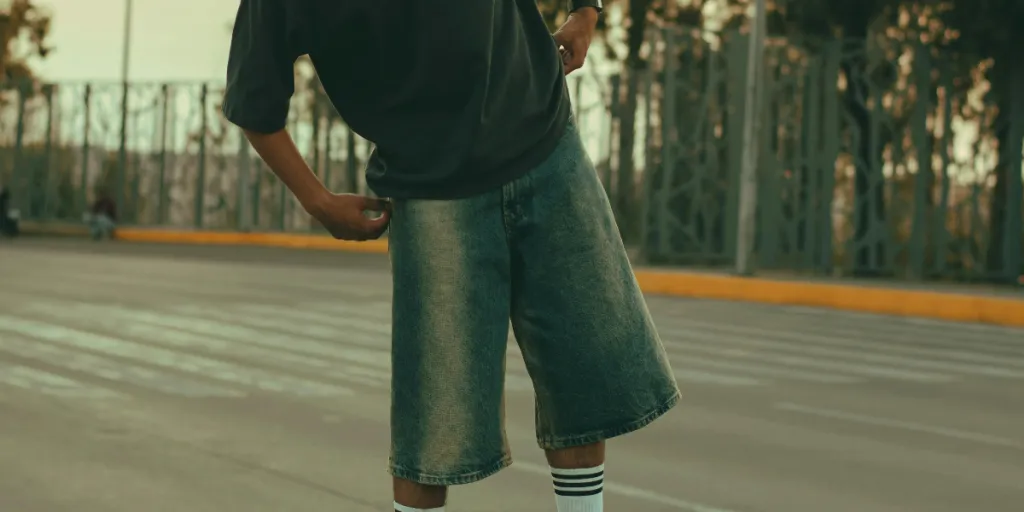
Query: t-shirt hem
[{"left": 368, "top": 110, "right": 571, "bottom": 200}]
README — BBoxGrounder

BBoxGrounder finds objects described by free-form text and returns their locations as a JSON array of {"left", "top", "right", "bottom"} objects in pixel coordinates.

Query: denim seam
[
  {"left": 535, "top": 390, "right": 682, "bottom": 450},
  {"left": 388, "top": 453, "right": 513, "bottom": 487}
]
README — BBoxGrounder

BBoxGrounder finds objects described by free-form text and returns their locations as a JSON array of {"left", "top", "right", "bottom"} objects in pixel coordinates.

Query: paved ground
[{"left": 1, "top": 238, "right": 1023, "bottom": 512}]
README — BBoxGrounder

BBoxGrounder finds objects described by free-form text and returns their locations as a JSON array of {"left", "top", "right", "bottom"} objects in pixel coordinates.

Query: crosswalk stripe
[
  {"left": 659, "top": 333, "right": 951, "bottom": 382},
  {"left": 25, "top": 300, "right": 527, "bottom": 394},
  {"left": 672, "top": 370, "right": 762, "bottom": 386},
  {"left": 0, "top": 332, "right": 244, "bottom": 398},
  {"left": 0, "top": 364, "right": 124, "bottom": 399},
  {"left": 4, "top": 293, "right": 1016, "bottom": 401},
  {"left": 0, "top": 314, "right": 353, "bottom": 397},
  {"left": 175, "top": 303, "right": 392, "bottom": 350},
  {"left": 26, "top": 303, "right": 390, "bottom": 389},
  {"left": 232, "top": 303, "right": 392, "bottom": 332},
  {"left": 240, "top": 302, "right": 953, "bottom": 386},
  {"left": 167, "top": 303, "right": 536, "bottom": 391},
  {"left": 227, "top": 304, "right": 765, "bottom": 387},
  {"left": 661, "top": 317, "right": 1024, "bottom": 375},
  {"left": 303, "top": 301, "right": 392, "bottom": 319},
  {"left": 659, "top": 321, "right": 1023, "bottom": 379},
  {"left": 669, "top": 354, "right": 862, "bottom": 384},
  {"left": 683, "top": 304, "right": 1024, "bottom": 355}
]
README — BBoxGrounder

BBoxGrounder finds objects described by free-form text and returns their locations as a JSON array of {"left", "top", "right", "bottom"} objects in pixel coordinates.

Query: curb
[
  {"left": 19, "top": 224, "right": 1024, "bottom": 328},
  {"left": 115, "top": 227, "right": 389, "bottom": 254}
]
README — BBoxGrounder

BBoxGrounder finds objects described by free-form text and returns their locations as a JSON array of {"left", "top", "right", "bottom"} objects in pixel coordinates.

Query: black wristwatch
[{"left": 568, "top": 0, "right": 602, "bottom": 14}]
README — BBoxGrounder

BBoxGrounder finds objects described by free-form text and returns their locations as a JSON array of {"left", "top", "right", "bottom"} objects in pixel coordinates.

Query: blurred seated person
[
  {"left": 0, "top": 185, "right": 17, "bottom": 237},
  {"left": 87, "top": 190, "right": 117, "bottom": 240}
]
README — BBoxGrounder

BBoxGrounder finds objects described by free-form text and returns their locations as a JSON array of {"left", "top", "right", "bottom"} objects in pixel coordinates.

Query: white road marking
[
  {"left": 512, "top": 460, "right": 741, "bottom": 512},
  {"left": 775, "top": 402, "right": 1024, "bottom": 449},
  {"left": 0, "top": 315, "right": 353, "bottom": 397},
  {"left": 0, "top": 364, "right": 124, "bottom": 399},
  {"left": 0, "top": 333, "right": 244, "bottom": 398}
]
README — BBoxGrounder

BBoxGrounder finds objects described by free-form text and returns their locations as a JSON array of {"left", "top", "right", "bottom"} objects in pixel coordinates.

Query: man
[
  {"left": 0, "top": 185, "right": 18, "bottom": 238},
  {"left": 0, "top": 185, "right": 16, "bottom": 237},
  {"left": 223, "top": 1, "right": 679, "bottom": 511},
  {"left": 87, "top": 189, "right": 117, "bottom": 240}
]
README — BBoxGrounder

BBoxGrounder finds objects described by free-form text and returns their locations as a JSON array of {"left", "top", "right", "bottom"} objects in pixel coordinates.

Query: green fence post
[
  {"left": 656, "top": 28, "right": 677, "bottom": 258},
  {"left": 323, "top": 117, "right": 334, "bottom": 193},
  {"left": 79, "top": 84, "right": 92, "bottom": 217},
  {"left": 1001, "top": 69, "right": 1024, "bottom": 281},
  {"left": 818, "top": 40, "right": 841, "bottom": 275},
  {"left": 12, "top": 81, "right": 27, "bottom": 218},
  {"left": 116, "top": 80, "right": 129, "bottom": 226},
  {"left": 237, "top": 127, "right": 251, "bottom": 231},
  {"left": 40, "top": 84, "right": 55, "bottom": 220},
  {"left": 907, "top": 42, "right": 932, "bottom": 278},
  {"left": 156, "top": 84, "right": 170, "bottom": 224},
  {"left": 194, "top": 83, "right": 208, "bottom": 229},
  {"left": 345, "top": 128, "right": 357, "bottom": 194}
]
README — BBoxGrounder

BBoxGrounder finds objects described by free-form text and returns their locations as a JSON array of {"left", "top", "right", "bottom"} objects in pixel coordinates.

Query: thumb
[
  {"left": 362, "top": 208, "right": 391, "bottom": 239},
  {"left": 355, "top": 195, "right": 391, "bottom": 212}
]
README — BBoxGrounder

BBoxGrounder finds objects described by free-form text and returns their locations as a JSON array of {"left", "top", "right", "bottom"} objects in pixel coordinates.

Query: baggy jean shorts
[{"left": 387, "top": 118, "right": 681, "bottom": 486}]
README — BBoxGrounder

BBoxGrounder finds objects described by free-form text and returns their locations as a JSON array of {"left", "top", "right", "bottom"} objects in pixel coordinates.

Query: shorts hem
[
  {"left": 536, "top": 390, "right": 682, "bottom": 450},
  {"left": 387, "top": 454, "right": 512, "bottom": 486}
]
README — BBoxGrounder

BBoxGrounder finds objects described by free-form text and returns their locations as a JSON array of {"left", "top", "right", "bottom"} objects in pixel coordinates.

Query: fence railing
[{"left": 2, "top": 27, "right": 1022, "bottom": 284}]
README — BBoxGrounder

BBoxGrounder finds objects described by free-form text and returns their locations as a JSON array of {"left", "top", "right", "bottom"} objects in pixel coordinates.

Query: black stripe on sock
[
  {"left": 553, "top": 479, "right": 604, "bottom": 489},
  {"left": 555, "top": 486, "right": 604, "bottom": 497},
  {"left": 550, "top": 470, "right": 604, "bottom": 480}
]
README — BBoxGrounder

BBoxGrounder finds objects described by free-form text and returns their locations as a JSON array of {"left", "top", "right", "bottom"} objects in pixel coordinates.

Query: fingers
[
  {"left": 357, "top": 195, "right": 391, "bottom": 212},
  {"left": 322, "top": 194, "right": 392, "bottom": 241},
  {"left": 361, "top": 209, "right": 391, "bottom": 240},
  {"left": 560, "top": 43, "right": 587, "bottom": 75},
  {"left": 343, "top": 206, "right": 390, "bottom": 241}
]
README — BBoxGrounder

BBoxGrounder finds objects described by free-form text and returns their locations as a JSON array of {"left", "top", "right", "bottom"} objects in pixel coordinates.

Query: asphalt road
[{"left": 1, "top": 238, "right": 1023, "bottom": 512}]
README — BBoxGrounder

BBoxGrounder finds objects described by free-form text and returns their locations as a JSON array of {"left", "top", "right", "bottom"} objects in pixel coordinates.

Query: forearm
[{"left": 244, "top": 129, "right": 328, "bottom": 212}]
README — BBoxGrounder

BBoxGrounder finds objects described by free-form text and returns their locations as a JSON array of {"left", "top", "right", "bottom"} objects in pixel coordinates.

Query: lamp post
[
  {"left": 735, "top": 0, "right": 767, "bottom": 276},
  {"left": 115, "top": 0, "right": 133, "bottom": 219}
]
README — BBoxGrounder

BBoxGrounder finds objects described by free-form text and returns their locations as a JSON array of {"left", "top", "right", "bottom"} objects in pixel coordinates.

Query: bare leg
[
  {"left": 393, "top": 478, "right": 447, "bottom": 511},
  {"left": 546, "top": 442, "right": 606, "bottom": 511},
  {"left": 546, "top": 440, "right": 605, "bottom": 469}
]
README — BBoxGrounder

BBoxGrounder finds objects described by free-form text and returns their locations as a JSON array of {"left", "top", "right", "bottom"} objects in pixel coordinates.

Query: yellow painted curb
[
  {"left": 115, "top": 228, "right": 390, "bottom": 254},
  {"left": 21, "top": 225, "right": 1024, "bottom": 328},
  {"left": 634, "top": 271, "right": 1024, "bottom": 328}
]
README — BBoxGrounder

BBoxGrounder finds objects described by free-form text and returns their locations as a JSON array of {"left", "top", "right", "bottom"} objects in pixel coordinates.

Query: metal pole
[
  {"left": 115, "top": 0, "right": 132, "bottom": 219},
  {"left": 735, "top": 0, "right": 767, "bottom": 275}
]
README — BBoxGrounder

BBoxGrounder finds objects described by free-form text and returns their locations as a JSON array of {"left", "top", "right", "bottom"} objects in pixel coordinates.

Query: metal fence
[{"left": 2, "top": 26, "right": 1022, "bottom": 284}]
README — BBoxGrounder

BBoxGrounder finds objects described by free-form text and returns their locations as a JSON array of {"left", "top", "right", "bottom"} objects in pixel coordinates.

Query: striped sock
[
  {"left": 393, "top": 503, "right": 444, "bottom": 512},
  {"left": 551, "top": 464, "right": 604, "bottom": 512}
]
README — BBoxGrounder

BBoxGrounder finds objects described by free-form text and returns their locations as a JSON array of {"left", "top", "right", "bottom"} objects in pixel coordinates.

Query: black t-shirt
[{"left": 223, "top": 0, "right": 571, "bottom": 200}]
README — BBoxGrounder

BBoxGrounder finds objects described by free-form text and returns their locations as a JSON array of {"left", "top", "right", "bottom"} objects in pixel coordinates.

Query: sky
[{"left": 31, "top": 0, "right": 239, "bottom": 82}]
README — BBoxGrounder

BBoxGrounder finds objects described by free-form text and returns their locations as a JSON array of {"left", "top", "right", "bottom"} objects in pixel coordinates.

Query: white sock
[
  {"left": 393, "top": 503, "right": 444, "bottom": 512},
  {"left": 551, "top": 464, "right": 604, "bottom": 512}
]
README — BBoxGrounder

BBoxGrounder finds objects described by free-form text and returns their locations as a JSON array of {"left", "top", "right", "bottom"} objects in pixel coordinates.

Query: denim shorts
[{"left": 386, "top": 119, "right": 680, "bottom": 487}]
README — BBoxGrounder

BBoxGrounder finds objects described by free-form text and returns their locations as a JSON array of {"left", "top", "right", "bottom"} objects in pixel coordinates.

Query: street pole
[
  {"left": 735, "top": 0, "right": 767, "bottom": 276},
  {"left": 116, "top": 0, "right": 133, "bottom": 219}
]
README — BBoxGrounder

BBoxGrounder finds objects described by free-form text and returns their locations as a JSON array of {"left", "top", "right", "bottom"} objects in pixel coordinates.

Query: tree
[
  {"left": 0, "top": 0, "right": 53, "bottom": 216},
  {"left": 0, "top": 0, "right": 53, "bottom": 83},
  {"left": 775, "top": 0, "right": 910, "bottom": 276},
  {"left": 936, "top": 0, "right": 1024, "bottom": 280}
]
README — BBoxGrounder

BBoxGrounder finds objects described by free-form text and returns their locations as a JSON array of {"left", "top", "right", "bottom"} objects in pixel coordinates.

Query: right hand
[{"left": 307, "top": 193, "right": 392, "bottom": 241}]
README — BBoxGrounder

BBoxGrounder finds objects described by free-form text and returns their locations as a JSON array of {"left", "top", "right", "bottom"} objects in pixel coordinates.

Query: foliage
[{"left": 0, "top": 0, "right": 53, "bottom": 83}]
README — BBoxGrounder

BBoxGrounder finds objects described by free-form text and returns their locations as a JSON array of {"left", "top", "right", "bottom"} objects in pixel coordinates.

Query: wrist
[
  {"left": 569, "top": 6, "right": 600, "bottom": 25},
  {"left": 568, "top": 0, "right": 602, "bottom": 15},
  {"left": 300, "top": 187, "right": 331, "bottom": 218}
]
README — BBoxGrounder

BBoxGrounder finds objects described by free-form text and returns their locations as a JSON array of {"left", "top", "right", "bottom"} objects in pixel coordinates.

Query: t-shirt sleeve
[{"left": 222, "top": 0, "right": 301, "bottom": 134}]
